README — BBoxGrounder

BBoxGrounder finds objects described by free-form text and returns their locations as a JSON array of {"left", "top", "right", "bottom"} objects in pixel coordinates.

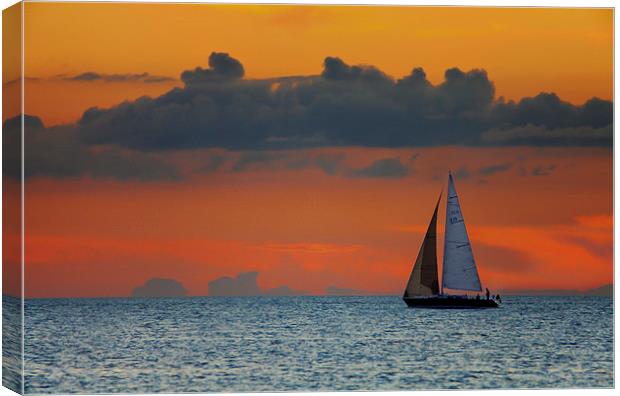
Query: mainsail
[
  {"left": 403, "top": 196, "right": 441, "bottom": 297},
  {"left": 442, "top": 173, "right": 482, "bottom": 292}
]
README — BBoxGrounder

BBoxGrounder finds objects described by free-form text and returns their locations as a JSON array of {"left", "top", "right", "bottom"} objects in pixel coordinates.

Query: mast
[
  {"left": 441, "top": 172, "right": 482, "bottom": 293},
  {"left": 403, "top": 194, "right": 441, "bottom": 298}
]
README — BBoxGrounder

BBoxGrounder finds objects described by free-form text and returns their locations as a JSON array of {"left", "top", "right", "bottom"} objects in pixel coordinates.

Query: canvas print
[{"left": 2, "top": 2, "right": 614, "bottom": 394}]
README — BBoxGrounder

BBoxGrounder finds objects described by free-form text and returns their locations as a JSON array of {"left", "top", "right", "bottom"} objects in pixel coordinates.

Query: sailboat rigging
[{"left": 403, "top": 172, "right": 498, "bottom": 309}]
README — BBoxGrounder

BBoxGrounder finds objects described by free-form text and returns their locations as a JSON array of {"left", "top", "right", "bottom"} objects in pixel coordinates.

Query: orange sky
[
  {"left": 18, "top": 146, "right": 612, "bottom": 298},
  {"left": 2, "top": 3, "right": 613, "bottom": 298},
  {"left": 7, "top": 3, "right": 613, "bottom": 126}
]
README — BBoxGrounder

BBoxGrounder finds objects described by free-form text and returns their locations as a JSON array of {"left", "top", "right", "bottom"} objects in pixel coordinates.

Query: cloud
[
  {"left": 2, "top": 115, "right": 181, "bottom": 181},
  {"left": 574, "top": 214, "right": 613, "bottom": 231},
  {"left": 3, "top": 115, "right": 40, "bottom": 179},
  {"left": 559, "top": 236, "right": 612, "bottom": 259},
  {"left": 453, "top": 166, "right": 471, "bottom": 179},
  {"left": 479, "top": 162, "right": 513, "bottom": 176},
  {"left": 65, "top": 72, "right": 175, "bottom": 83},
  {"left": 208, "top": 271, "right": 261, "bottom": 296},
  {"left": 209, "top": 150, "right": 411, "bottom": 179},
  {"left": 196, "top": 150, "right": 415, "bottom": 179},
  {"left": 435, "top": 68, "right": 495, "bottom": 114},
  {"left": 181, "top": 52, "right": 244, "bottom": 85},
  {"left": 531, "top": 164, "right": 556, "bottom": 176},
  {"left": 322, "top": 56, "right": 391, "bottom": 83},
  {"left": 500, "top": 93, "right": 612, "bottom": 129},
  {"left": 143, "top": 75, "right": 177, "bottom": 83},
  {"left": 67, "top": 72, "right": 111, "bottom": 81},
  {"left": 398, "top": 67, "right": 431, "bottom": 88},
  {"left": 481, "top": 124, "right": 612, "bottom": 146},
  {"left": 232, "top": 151, "right": 287, "bottom": 172},
  {"left": 314, "top": 152, "right": 346, "bottom": 175},
  {"left": 74, "top": 53, "right": 611, "bottom": 151},
  {"left": 208, "top": 271, "right": 304, "bottom": 296},
  {"left": 8, "top": 54, "right": 612, "bottom": 182},
  {"left": 347, "top": 157, "right": 409, "bottom": 178},
  {"left": 583, "top": 284, "right": 612, "bottom": 297},
  {"left": 3, "top": 76, "right": 40, "bottom": 86},
  {"left": 198, "top": 154, "right": 227, "bottom": 172},
  {"left": 132, "top": 278, "right": 188, "bottom": 297}
]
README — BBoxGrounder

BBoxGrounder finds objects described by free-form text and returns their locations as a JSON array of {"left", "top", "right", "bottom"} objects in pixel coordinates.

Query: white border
[{"left": 0, "top": 2, "right": 616, "bottom": 396}]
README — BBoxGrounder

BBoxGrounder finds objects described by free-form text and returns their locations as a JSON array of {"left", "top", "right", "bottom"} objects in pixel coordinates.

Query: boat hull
[{"left": 403, "top": 296, "right": 499, "bottom": 309}]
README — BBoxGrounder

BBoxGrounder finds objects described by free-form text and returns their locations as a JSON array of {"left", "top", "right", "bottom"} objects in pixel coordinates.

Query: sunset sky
[{"left": 3, "top": 3, "right": 613, "bottom": 298}]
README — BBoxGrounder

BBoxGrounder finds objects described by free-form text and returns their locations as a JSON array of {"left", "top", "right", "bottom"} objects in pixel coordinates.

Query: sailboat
[{"left": 403, "top": 172, "right": 499, "bottom": 309}]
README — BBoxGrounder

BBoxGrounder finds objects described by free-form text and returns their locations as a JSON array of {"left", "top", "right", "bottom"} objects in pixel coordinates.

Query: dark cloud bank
[
  {"left": 2, "top": 115, "right": 180, "bottom": 180},
  {"left": 77, "top": 53, "right": 612, "bottom": 150},
  {"left": 4, "top": 52, "right": 612, "bottom": 181}
]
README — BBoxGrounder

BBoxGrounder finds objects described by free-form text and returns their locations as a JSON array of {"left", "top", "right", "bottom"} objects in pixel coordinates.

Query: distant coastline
[
  {"left": 5, "top": 283, "right": 612, "bottom": 300},
  {"left": 498, "top": 284, "right": 613, "bottom": 297}
]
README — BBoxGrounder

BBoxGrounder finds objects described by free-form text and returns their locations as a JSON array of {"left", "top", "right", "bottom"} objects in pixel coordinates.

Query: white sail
[{"left": 442, "top": 173, "right": 482, "bottom": 292}]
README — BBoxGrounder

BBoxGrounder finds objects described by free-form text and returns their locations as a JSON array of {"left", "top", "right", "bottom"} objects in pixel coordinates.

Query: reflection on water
[{"left": 14, "top": 295, "right": 613, "bottom": 393}]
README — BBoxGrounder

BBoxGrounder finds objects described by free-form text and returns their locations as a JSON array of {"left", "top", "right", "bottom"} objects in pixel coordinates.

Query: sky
[{"left": 2, "top": 3, "right": 613, "bottom": 298}]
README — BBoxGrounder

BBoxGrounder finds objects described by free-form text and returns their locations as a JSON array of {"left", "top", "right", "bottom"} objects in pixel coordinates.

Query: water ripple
[{"left": 4, "top": 295, "right": 612, "bottom": 393}]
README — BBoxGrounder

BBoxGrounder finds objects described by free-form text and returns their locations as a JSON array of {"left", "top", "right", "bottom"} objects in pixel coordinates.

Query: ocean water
[
  {"left": 2, "top": 295, "right": 22, "bottom": 393},
  {"left": 4, "top": 295, "right": 614, "bottom": 393}
]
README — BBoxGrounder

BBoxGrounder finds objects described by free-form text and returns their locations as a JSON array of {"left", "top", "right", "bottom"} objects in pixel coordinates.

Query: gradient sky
[
  {"left": 3, "top": 3, "right": 613, "bottom": 298},
  {"left": 6, "top": 4, "right": 613, "bottom": 125}
]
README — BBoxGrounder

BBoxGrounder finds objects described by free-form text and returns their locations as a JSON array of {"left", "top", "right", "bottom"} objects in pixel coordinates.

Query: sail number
[{"left": 449, "top": 209, "right": 461, "bottom": 224}]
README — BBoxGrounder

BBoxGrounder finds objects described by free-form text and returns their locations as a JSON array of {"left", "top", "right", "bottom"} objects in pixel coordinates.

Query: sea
[{"left": 2, "top": 295, "right": 614, "bottom": 394}]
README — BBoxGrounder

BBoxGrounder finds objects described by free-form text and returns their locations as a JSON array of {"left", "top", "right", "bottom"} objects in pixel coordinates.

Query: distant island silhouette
[
  {"left": 129, "top": 276, "right": 612, "bottom": 298},
  {"left": 208, "top": 272, "right": 306, "bottom": 296},
  {"left": 499, "top": 284, "right": 612, "bottom": 297},
  {"left": 132, "top": 278, "right": 188, "bottom": 298}
]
